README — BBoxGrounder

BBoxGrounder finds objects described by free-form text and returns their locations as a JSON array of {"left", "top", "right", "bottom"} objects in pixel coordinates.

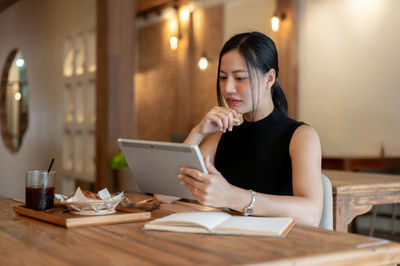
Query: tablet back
[{"left": 118, "top": 138, "right": 208, "bottom": 200}]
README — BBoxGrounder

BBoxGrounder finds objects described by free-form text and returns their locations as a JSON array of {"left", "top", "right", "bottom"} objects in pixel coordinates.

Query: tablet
[{"left": 117, "top": 138, "right": 208, "bottom": 200}]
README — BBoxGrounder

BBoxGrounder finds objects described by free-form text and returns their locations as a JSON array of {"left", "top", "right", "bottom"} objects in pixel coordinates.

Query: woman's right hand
[{"left": 195, "top": 107, "right": 240, "bottom": 136}]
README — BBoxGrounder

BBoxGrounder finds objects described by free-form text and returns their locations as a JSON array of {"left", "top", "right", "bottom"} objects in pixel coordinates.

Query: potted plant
[{"left": 109, "top": 153, "right": 128, "bottom": 170}]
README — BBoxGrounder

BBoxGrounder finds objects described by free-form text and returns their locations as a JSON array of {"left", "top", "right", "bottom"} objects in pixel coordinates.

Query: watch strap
[{"left": 243, "top": 190, "right": 256, "bottom": 216}]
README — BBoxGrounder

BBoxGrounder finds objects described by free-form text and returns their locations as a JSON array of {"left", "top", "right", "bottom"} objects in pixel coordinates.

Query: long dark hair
[{"left": 216, "top": 32, "right": 288, "bottom": 117}]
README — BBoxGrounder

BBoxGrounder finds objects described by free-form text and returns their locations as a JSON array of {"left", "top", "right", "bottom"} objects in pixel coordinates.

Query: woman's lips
[{"left": 226, "top": 98, "right": 241, "bottom": 106}]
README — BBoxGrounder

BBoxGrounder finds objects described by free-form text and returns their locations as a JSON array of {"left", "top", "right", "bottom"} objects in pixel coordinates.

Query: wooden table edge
[{"left": 262, "top": 242, "right": 400, "bottom": 266}]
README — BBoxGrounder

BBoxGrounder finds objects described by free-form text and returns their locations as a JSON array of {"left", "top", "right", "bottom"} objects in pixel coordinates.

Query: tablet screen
[{"left": 118, "top": 138, "right": 208, "bottom": 200}]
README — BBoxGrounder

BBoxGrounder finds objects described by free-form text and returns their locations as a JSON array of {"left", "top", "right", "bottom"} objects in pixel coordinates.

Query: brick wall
[
  {"left": 136, "top": 20, "right": 178, "bottom": 141},
  {"left": 190, "top": 5, "right": 223, "bottom": 129},
  {"left": 136, "top": 5, "right": 223, "bottom": 141}
]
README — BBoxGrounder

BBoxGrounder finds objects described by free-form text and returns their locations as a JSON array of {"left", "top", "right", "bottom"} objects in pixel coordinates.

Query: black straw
[{"left": 47, "top": 158, "right": 54, "bottom": 173}]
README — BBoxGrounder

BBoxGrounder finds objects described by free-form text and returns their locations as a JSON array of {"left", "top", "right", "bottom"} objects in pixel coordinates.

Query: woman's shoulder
[
  {"left": 290, "top": 124, "right": 321, "bottom": 152},
  {"left": 293, "top": 124, "right": 319, "bottom": 138}
]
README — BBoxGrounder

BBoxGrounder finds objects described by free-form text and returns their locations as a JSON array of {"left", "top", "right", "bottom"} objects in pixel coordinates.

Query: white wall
[
  {"left": 0, "top": 0, "right": 95, "bottom": 198},
  {"left": 298, "top": 0, "right": 400, "bottom": 157},
  {"left": 224, "top": 0, "right": 276, "bottom": 42}
]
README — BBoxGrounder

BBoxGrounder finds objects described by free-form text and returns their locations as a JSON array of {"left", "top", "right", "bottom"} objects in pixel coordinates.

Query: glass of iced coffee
[{"left": 25, "top": 170, "right": 55, "bottom": 211}]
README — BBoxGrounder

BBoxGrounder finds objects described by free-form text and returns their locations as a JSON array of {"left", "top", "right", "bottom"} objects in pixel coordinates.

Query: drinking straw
[
  {"left": 40, "top": 158, "right": 54, "bottom": 210},
  {"left": 47, "top": 158, "right": 55, "bottom": 173}
]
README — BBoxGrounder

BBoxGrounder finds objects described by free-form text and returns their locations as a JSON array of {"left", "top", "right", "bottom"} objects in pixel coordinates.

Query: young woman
[{"left": 160, "top": 32, "right": 322, "bottom": 227}]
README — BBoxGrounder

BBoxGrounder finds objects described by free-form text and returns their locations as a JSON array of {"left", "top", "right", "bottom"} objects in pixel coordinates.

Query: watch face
[{"left": 244, "top": 207, "right": 253, "bottom": 216}]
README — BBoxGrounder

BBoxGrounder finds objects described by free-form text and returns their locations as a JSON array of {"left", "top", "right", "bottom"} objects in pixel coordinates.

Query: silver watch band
[{"left": 243, "top": 190, "right": 256, "bottom": 216}]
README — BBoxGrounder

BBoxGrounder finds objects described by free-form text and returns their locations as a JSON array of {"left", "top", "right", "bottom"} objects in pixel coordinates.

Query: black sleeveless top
[{"left": 214, "top": 108, "right": 305, "bottom": 196}]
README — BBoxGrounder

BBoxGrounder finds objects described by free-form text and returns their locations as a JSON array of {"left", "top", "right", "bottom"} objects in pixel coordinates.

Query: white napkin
[{"left": 55, "top": 187, "right": 124, "bottom": 202}]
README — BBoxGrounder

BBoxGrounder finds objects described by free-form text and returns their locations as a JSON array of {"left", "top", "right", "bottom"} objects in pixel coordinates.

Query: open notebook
[{"left": 144, "top": 211, "right": 295, "bottom": 237}]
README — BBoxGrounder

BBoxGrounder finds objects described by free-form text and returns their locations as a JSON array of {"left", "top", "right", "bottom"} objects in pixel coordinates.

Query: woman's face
[{"left": 219, "top": 49, "right": 272, "bottom": 120}]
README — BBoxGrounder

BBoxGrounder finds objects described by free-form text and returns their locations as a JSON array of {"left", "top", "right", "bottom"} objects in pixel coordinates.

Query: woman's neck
[{"left": 243, "top": 103, "right": 274, "bottom": 122}]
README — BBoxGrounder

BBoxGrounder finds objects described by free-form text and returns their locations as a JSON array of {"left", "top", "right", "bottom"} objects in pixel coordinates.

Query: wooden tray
[{"left": 13, "top": 205, "right": 151, "bottom": 228}]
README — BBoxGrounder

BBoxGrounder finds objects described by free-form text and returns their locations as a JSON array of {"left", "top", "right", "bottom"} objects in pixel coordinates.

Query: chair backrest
[{"left": 319, "top": 173, "right": 333, "bottom": 230}]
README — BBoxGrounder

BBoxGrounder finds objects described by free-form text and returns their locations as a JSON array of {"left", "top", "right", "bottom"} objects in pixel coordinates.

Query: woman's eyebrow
[
  {"left": 232, "top": 70, "right": 248, "bottom": 74},
  {"left": 219, "top": 70, "right": 248, "bottom": 74}
]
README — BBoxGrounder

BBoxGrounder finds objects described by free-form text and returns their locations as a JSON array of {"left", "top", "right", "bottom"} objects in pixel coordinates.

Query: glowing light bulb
[
  {"left": 198, "top": 57, "right": 208, "bottom": 70},
  {"left": 180, "top": 7, "right": 190, "bottom": 21},
  {"left": 170, "top": 36, "right": 178, "bottom": 50},
  {"left": 14, "top": 92, "right": 21, "bottom": 101},
  {"left": 16, "top": 58, "right": 24, "bottom": 67},
  {"left": 271, "top": 16, "right": 280, "bottom": 32}
]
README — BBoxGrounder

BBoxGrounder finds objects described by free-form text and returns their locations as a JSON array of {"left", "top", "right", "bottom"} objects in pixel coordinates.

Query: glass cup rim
[{"left": 26, "top": 170, "right": 56, "bottom": 175}]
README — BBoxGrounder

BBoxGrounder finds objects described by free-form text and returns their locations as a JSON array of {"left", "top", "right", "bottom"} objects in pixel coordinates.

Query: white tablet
[{"left": 117, "top": 138, "right": 208, "bottom": 200}]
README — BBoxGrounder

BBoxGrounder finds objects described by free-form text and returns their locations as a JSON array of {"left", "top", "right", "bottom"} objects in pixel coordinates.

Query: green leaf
[{"left": 109, "top": 153, "right": 128, "bottom": 170}]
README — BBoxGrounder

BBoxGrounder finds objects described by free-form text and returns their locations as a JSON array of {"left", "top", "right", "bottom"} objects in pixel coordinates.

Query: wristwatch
[{"left": 243, "top": 190, "right": 256, "bottom": 216}]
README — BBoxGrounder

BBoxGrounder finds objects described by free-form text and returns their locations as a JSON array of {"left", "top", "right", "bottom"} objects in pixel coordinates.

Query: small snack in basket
[{"left": 55, "top": 187, "right": 125, "bottom": 216}]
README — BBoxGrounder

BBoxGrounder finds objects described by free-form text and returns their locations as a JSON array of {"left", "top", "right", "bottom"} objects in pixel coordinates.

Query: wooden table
[
  {"left": 324, "top": 169, "right": 400, "bottom": 232},
  {"left": 322, "top": 157, "right": 400, "bottom": 172},
  {"left": 1, "top": 196, "right": 400, "bottom": 265}
]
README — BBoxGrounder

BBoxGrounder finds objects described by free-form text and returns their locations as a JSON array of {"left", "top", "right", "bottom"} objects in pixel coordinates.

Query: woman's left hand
[{"left": 178, "top": 155, "right": 234, "bottom": 208}]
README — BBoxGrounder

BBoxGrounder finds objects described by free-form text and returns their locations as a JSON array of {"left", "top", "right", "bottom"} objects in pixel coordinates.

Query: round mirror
[{"left": 0, "top": 49, "right": 29, "bottom": 153}]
